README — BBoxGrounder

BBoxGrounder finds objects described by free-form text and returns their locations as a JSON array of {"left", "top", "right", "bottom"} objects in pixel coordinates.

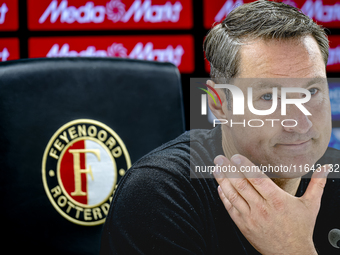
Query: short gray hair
[{"left": 203, "top": 0, "right": 329, "bottom": 108}]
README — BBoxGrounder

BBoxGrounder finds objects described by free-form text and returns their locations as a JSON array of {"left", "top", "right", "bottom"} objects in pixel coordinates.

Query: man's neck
[{"left": 272, "top": 178, "right": 301, "bottom": 196}]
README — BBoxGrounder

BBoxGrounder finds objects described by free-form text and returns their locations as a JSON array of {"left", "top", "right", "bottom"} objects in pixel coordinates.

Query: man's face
[{"left": 222, "top": 36, "right": 332, "bottom": 177}]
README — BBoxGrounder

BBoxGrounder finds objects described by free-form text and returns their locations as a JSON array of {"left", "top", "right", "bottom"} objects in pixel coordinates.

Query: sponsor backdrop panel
[
  {"left": 27, "top": 0, "right": 193, "bottom": 30},
  {"left": 203, "top": 0, "right": 248, "bottom": 29},
  {"left": 0, "top": 38, "right": 19, "bottom": 61},
  {"left": 329, "top": 81, "right": 340, "bottom": 121},
  {"left": 203, "top": 0, "right": 340, "bottom": 29},
  {"left": 0, "top": 0, "right": 339, "bottom": 126},
  {"left": 328, "top": 35, "right": 340, "bottom": 72},
  {"left": 0, "top": 0, "right": 18, "bottom": 31},
  {"left": 290, "top": 0, "right": 340, "bottom": 28},
  {"left": 204, "top": 58, "right": 210, "bottom": 73},
  {"left": 330, "top": 127, "right": 340, "bottom": 150},
  {"left": 28, "top": 35, "right": 195, "bottom": 73}
]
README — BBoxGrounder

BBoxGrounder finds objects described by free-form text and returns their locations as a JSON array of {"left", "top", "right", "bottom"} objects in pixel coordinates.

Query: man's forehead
[
  {"left": 232, "top": 77, "right": 328, "bottom": 90},
  {"left": 237, "top": 36, "right": 326, "bottom": 79}
]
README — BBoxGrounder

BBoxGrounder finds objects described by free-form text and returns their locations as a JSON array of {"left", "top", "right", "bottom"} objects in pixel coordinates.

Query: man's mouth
[{"left": 276, "top": 139, "right": 312, "bottom": 147}]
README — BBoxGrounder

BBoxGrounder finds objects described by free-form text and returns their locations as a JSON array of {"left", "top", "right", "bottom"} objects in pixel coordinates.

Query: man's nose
[{"left": 282, "top": 104, "right": 312, "bottom": 133}]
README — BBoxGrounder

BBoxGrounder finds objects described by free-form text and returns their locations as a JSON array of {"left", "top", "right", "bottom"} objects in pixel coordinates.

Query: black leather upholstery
[{"left": 0, "top": 58, "right": 185, "bottom": 254}]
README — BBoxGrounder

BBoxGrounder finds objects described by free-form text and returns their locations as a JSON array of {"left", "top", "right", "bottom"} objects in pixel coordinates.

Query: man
[{"left": 100, "top": 1, "right": 340, "bottom": 254}]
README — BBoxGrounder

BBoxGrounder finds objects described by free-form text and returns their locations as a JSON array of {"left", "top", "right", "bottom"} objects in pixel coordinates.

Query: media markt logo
[
  {"left": 0, "top": 3, "right": 8, "bottom": 24},
  {"left": 42, "top": 119, "right": 131, "bottom": 226},
  {"left": 214, "top": 0, "right": 340, "bottom": 24},
  {"left": 39, "top": 0, "right": 183, "bottom": 24},
  {"left": 46, "top": 42, "right": 185, "bottom": 67},
  {"left": 0, "top": 47, "right": 9, "bottom": 61}
]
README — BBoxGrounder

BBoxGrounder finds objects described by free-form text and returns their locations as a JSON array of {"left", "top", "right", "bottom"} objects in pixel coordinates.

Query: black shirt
[{"left": 100, "top": 127, "right": 340, "bottom": 254}]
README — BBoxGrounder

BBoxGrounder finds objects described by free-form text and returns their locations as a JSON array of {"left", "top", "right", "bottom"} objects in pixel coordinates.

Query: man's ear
[{"left": 206, "top": 80, "right": 228, "bottom": 119}]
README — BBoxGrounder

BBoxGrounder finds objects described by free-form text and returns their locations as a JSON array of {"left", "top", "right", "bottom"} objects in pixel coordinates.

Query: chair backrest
[{"left": 0, "top": 58, "right": 185, "bottom": 254}]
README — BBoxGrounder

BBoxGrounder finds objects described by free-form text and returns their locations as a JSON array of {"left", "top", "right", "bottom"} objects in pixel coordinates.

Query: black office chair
[{"left": 0, "top": 58, "right": 185, "bottom": 255}]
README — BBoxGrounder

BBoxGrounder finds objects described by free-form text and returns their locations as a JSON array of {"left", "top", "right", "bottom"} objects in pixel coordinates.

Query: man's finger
[
  {"left": 230, "top": 154, "right": 282, "bottom": 201},
  {"left": 215, "top": 155, "right": 264, "bottom": 207},
  {"left": 302, "top": 164, "right": 330, "bottom": 209},
  {"left": 214, "top": 170, "right": 250, "bottom": 215},
  {"left": 217, "top": 186, "right": 243, "bottom": 227},
  {"left": 217, "top": 185, "right": 235, "bottom": 213},
  {"left": 214, "top": 155, "right": 243, "bottom": 179}
]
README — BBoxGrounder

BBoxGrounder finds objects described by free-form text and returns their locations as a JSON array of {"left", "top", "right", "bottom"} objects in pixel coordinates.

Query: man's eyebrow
[
  {"left": 253, "top": 82, "right": 282, "bottom": 89},
  {"left": 252, "top": 77, "right": 326, "bottom": 90},
  {"left": 305, "top": 77, "right": 327, "bottom": 87}
]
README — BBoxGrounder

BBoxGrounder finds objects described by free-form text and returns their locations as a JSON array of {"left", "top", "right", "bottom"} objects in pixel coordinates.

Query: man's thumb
[{"left": 302, "top": 164, "right": 331, "bottom": 208}]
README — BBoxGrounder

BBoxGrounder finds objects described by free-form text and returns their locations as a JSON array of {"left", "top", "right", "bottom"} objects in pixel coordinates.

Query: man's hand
[{"left": 213, "top": 154, "right": 330, "bottom": 255}]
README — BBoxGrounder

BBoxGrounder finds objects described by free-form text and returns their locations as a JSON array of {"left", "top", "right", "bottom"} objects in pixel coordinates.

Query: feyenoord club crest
[{"left": 42, "top": 119, "right": 131, "bottom": 226}]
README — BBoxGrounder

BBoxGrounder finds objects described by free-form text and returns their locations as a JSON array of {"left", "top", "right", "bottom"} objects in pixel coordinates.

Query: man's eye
[
  {"left": 309, "top": 88, "right": 318, "bottom": 95},
  {"left": 261, "top": 93, "right": 273, "bottom": 101}
]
